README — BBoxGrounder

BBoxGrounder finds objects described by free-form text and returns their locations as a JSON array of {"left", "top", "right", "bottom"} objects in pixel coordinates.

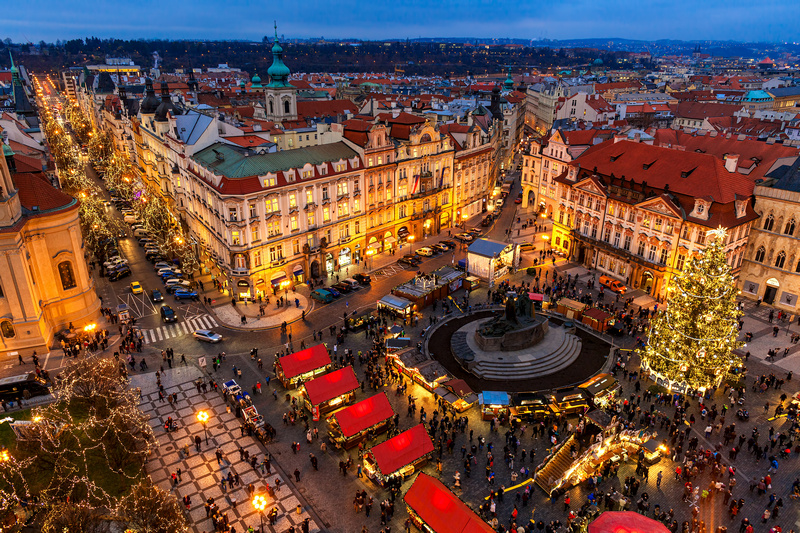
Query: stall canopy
[
  {"left": 588, "top": 511, "right": 670, "bottom": 533},
  {"left": 479, "top": 391, "right": 510, "bottom": 406},
  {"left": 404, "top": 473, "right": 494, "bottom": 533},
  {"left": 333, "top": 392, "right": 394, "bottom": 438},
  {"left": 580, "top": 373, "right": 619, "bottom": 398},
  {"left": 467, "top": 238, "right": 509, "bottom": 259},
  {"left": 378, "top": 294, "right": 414, "bottom": 312},
  {"left": 303, "top": 366, "right": 359, "bottom": 406},
  {"left": 371, "top": 424, "right": 434, "bottom": 476},
  {"left": 279, "top": 344, "right": 331, "bottom": 380}
]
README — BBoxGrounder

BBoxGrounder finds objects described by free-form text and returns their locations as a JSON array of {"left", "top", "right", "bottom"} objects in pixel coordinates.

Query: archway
[
  {"left": 310, "top": 260, "right": 320, "bottom": 279},
  {"left": 764, "top": 277, "right": 780, "bottom": 304},
  {"left": 641, "top": 271, "right": 654, "bottom": 294},
  {"left": 528, "top": 190, "right": 535, "bottom": 205}
]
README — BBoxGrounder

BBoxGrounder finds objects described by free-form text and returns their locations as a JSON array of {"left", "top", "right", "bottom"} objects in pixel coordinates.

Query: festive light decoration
[{"left": 639, "top": 227, "right": 743, "bottom": 392}]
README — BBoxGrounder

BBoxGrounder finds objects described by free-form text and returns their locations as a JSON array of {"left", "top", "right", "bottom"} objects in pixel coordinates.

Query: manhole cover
[{"left": 164, "top": 444, "right": 174, "bottom": 451}]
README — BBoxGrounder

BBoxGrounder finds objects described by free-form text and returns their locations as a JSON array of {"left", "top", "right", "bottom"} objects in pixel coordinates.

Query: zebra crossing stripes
[{"left": 141, "top": 315, "right": 219, "bottom": 344}]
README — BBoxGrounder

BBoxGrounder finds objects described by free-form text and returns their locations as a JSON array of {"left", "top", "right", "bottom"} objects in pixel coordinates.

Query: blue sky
[{"left": 2, "top": 0, "right": 798, "bottom": 43}]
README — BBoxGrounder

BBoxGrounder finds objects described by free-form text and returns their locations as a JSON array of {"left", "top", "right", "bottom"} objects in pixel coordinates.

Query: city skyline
[{"left": 3, "top": 0, "right": 799, "bottom": 44}]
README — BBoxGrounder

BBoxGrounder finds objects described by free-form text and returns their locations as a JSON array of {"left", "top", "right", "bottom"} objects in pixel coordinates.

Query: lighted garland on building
[{"left": 639, "top": 227, "right": 743, "bottom": 391}]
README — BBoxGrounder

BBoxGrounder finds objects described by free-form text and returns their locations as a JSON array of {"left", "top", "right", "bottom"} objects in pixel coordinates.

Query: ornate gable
[
  {"left": 574, "top": 176, "right": 606, "bottom": 197},
  {"left": 638, "top": 196, "right": 682, "bottom": 219}
]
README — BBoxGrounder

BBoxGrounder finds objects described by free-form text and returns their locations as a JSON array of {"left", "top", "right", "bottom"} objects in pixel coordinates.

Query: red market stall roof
[
  {"left": 588, "top": 511, "right": 670, "bottom": 533},
  {"left": 303, "top": 366, "right": 359, "bottom": 406},
  {"left": 278, "top": 344, "right": 331, "bottom": 380},
  {"left": 584, "top": 307, "right": 612, "bottom": 322},
  {"left": 333, "top": 392, "right": 394, "bottom": 438},
  {"left": 371, "top": 424, "right": 434, "bottom": 476},
  {"left": 404, "top": 473, "right": 494, "bottom": 533}
]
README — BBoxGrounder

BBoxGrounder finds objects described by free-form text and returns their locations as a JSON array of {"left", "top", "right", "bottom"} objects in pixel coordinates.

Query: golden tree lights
[{"left": 639, "top": 227, "right": 743, "bottom": 391}]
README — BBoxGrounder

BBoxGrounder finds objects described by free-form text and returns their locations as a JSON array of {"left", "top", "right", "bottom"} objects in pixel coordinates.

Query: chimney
[
  {"left": 724, "top": 153, "right": 739, "bottom": 173},
  {"left": 634, "top": 133, "right": 641, "bottom": 143},
  {"left": 614, "top": 134, "right": 626, "bottom": 143}
]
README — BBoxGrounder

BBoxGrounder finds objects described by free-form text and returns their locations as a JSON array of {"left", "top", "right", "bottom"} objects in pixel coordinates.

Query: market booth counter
[
  {"left": 434, "top": 379, "right": 478, "bottom": 413},
  {"left": 404, "top": 473, "right": 494, "bottom": 533},
  {"left": 510, "top": 392, "right": 556, "bottom": 421},
  {"left": 582, "top": 308, "right": 613, "bottom": 334},
  {"left": 579, "top": 373, "right": 621, "bottom": 409},
  {"left": 302, "top": 366, "right": 360, "bottom": 420},
  {"left": 391, "top": 267, "right": 466, "bottom": 311},
  {"left": 377, "top": 294, "right": 415, "bottom": 319},
  {"left": 276, "top": 344, "right": 332, "bottom": 389},
  {"left": 552, "top": 388, "right": 590, "bottom": 416},
  {"left": 363, "top": 424, "right": 434, "bottom": 486},
  {"left": 327, "top": 392, "right": 395, "bottom": 449},
  {"left": 478, "top": 391, "right": 510, "bottom": 421},
  {"left": 388, "top": 347, "right": 450, "bottom": 392},
  {"left": 556, "top": 298, "right": 587, "bottom": 320}
]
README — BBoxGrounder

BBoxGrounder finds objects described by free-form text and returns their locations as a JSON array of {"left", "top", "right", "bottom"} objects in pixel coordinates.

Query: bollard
[{"left": 296, "top": 504, "right": 302, "bottom": 514}]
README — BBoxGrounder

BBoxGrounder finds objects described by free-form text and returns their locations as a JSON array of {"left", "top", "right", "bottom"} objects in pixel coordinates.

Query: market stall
[
  {"left": 327, "top": 392, "right": 395, "bottom": 449},
  {"left": 510, "top": 392, "right": 555, "bottom": 421},
  {"left": 579, "top": 373, "right": 621, "bottom": 409},
  {"left": 363, "top": 424, "right": 434, "bottom": 485},
  {"left": 404, "top": 473, "right": 494, "bottom": 533},
  {"left": 552, "top": 388, "right": 590, "bottom": 415},
  {"left": 275, "top": 344, "right": 332, "bottom": 389},
  {"left": 588, "top": 511, "right": 670, "bottom": 533},
  {"left": 434, "top": 379, "right": 478, "bottom": 412},
  {"left": 346, "top": 310, "right": 379, "bottom": 331},
  {"left": 582, "top": 308, "right": 613, "bottom": 333},
  {"left": 556, "top": 298, "right": 587, "bottom": 320},
  {"left": 466, "top": 239, "right": 519, "bottom": 286},
  {"left": 388, "top": 348, "right": 450, "bottom": 392},
  {"left": 478, "top": 391, "right": 511, "bottom": 421},
  {"left": 392, "top": 267, "right": 466, "bottom": 311},
  {"left": 377, "top": 294, "right": 415, "bottom": 318},
  {"left": 386, "top": 337, "right": 412, "bottom": 353},
  {"left": 302, "top": 366, "right": 360, "bottom": 420}
]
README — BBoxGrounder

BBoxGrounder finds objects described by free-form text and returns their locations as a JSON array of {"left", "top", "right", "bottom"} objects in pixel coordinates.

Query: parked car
[
  {"left": 515, "top": 193, "right": 523, "bottom": 204},
  {"left": 466, "top": 227, "right": 483, "bottom": 236},
  {"left": 495, "top": 198, "right": 504, "bottom": 208},
  {"left": 193, "top": 329, "right": 222, "bottom": 343},
  {"left": 325, "top": 286, "right": 341, "bottom": 298},
  {"left": 174, "top": 288, "right": 199, "bottom": 301},
  {"left": 416, "top": 246, "right": 435, "bottom": 257},
  {"left": 157, "top": 267, "right": 176, "bottom": 276},
  {"left": 138, "top": 238, "right": 154, "bottom": 247},
  {"left": 599, "top": 275, "right": 627, "bottom": 294},
  {"left": 432, "top": 243, "right": 449, "bottom": 253},
  {"left": 398, "top": 257, "right": 417, "bottom": 267},
  {"left": 108, "top": 266, "right": 131, "bottom": 281},
  {"left": 481, "top": 216, "right": 493, "bottom": 227},
  {"left": 342, "top": 278, "right": 361, "bottom": 290},
  {"left": 151, "top": 289, "right": 164, "bottom": 302},
  {"left": 352, "top": 273, "right": 371, "bottom": 285},
  {"left": 455, "top": 233, "right": 474, "bottom": 243},
  {"left": 332, "top": 282, "right": 351, "bottom": 293},
  {"left": 440, "top": 240, "right": 456, "bottom": 249},
  {"left": 160, "top": 305, "right": 177, "bottom": 323},
  {"left": 148, "top": 254, "right": 166, "bottom": 264},
  {"left": 153, "top": 262, "right": 172, "bottom": 271},
  {"left": 130, "top": 281, "right": 143, "bottom": 294},
  {"left": 519, "top": 242, "right": 535, "bottom": 252},
  {"left": 310, "top": 289, "right": 334, "bottom": 303},
  {"left": 402, "top": 254, "right": 422, "bottom": 265}
]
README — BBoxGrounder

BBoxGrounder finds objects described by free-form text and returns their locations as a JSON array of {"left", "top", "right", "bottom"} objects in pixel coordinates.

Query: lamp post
[
  {"left": 366, "top": 248, "right": 375, "bottom": 273},
  {"left": 252, "top": 494, "right": 268, "bottom": 533},
  {"left": 407, "top": 234, "right": 415, "bottom": 255},
  {"left": 196, "top": 410, "right": 210, "bottom": 444}
]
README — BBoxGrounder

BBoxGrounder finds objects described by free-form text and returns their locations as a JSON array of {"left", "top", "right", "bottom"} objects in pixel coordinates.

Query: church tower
[
  {"left": 264, "top": 23, "right": 297, "bottom": 123},
  {"left": 0, "top": 140, "right": 22, "bottom": 229}
]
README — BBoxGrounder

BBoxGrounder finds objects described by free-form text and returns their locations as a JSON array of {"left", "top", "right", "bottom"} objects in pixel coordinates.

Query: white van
[
  {"left": 123, "top": 215, "right": 138, "bottom": 224},
  {"left": 133, "top": 228, "right": 149, "bottom": 237}
]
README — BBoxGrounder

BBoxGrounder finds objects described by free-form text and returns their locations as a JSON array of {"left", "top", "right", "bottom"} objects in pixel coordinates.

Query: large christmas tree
[{"left": 641, "top": 227, "right": 743, "bottom": 392}]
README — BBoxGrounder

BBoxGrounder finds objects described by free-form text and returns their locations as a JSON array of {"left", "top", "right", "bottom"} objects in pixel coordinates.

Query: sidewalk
[
  {"left": 131, "top": 365, "right": 321, "bottom": 533},
  {"left": 210, "top": 293, "right": 310, "bottom": 330}
]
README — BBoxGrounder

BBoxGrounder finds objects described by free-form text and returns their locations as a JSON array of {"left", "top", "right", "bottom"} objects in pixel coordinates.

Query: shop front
[
  {"left": 325, "top": 253, "right": 335, "bottom": 274},
  {"left": 339, "top": 247, "right": 352, "bottom": 269},
  {"left": 433, "top": 379, "right": 478, "bottom": 413},
  {"left": 439, "top": 211, "right": 451, "bottom": 230},
  {"left": 292, "top": 263, "right": 305, "bottom": 284},
  {"left": 327, "top": 392, "right": 395, "bottom": 449},
  {"left": 384, "top": 231, "right": 396, "bottom": 250},
  {"left": 397, "top": 226, "right": 410, "bottom": 244},
  {"left": 403, "top": 473, "right": 494, "bottom": 533},
  {"left": 388, "top": 348, "right": 450, "bottom": 392},
  {"left": 363, "top": 424, "right": 434, "bottom": 486},
  {"left": 270, "top": 271, "right": 291, "bottom": 294},
  {"left": 302, "top": 366, "right": 360, "bottom": 420},
  {"left": 275, "top": 344, "right": 332, "bottom": 389},
  {"left": 377, "top": 294, "right": 415, "bottom": 318},
  {"left": 478, "top": 391, "right": 510, "bottom": 421},
  {"left": 235, "top": 279, "right": 251, "bottom": 300}
]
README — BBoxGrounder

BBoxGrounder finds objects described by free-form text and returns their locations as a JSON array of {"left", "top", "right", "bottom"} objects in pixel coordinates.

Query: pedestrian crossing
[{"left": 140, "top": 314, "right": 219, "bottom": 344}]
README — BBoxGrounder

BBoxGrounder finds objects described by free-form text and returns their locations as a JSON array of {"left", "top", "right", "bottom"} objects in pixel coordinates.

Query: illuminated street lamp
[
  {"left": 196, "top": 410, "right": 210, "bottom": 444},
  {"left": 0, "top": 449, "right": 10, "bottom": 462},
  {"left": 252, "top": 494, "right": 268, "bottom": 532},
  {"left": 407, "top": 234, "right": 415, "bottom": 254},
  {"left": 366, "top": 248, "right": 375, "bottom": 272}
]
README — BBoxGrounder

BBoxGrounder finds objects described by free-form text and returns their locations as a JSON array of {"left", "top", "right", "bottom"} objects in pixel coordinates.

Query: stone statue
[
  {"left": 505, "top": 296, "right": 518, "bottom": 324},
  {"left": 516, "top": 292, "right": 534, "bottom": 318}
]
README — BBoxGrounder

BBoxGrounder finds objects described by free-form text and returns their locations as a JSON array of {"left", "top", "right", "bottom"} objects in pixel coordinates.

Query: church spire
[{"left": 267, "top": 22, "right": 292, "bottom": 88}]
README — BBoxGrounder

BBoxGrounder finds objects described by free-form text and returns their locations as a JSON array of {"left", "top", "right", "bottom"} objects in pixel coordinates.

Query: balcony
[{"left": 231, "top": 267, "right": 250, "bottom": 277}]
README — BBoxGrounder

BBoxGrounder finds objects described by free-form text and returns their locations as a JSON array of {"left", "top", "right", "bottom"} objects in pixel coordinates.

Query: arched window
[
  {"left": 0, "top": 321, "right": 14, "bottom": 338},
  {"left": 796, "top": 259, "right": 800, "bottom": 273},
  {"left": 785, "top": 218, "right": 796, "bottom": 236},
  {"left": 269, "top": 100, "right": 274, "bottom": 115},
  {"left": 284, "top": 100, "right": 290, "bottom": 114},
  {"left": 776, "top": 251, "right": 786, "bottom": 269},
  {"left": 58, "top": 261, "right": 77, "bottom": 290},
  {"left": 763, "top": 214, "right": 774, "bottom": 231},
  {"left": 755, "top": 246, "right": 766, "bottom": 263}
]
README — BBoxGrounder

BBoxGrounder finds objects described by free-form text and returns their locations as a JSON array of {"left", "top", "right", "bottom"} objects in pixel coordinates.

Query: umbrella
[{"left": 588, "top": 511, "right": 670, "bottom": 533}]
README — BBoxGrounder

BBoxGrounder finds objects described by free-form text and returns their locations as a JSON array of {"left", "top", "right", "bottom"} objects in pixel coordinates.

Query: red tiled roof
[
  {"left": 15, "top": 172, "right": 76, "bottom": 213},
  {"left": 376, "top": 112, "right": 426, "bottom": 125},
  {"left": 297, "top": 99, "right": 357, "bottom": 120},
  {"left": 671, "top": 101, "right": 741, "bottom": 120},
  {"left": 222, "top": 135, "right": 272, "bottom": 148}
]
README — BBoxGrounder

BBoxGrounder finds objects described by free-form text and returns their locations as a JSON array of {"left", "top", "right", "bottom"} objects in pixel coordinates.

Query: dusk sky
[{"left": 3, "top": 0, "right": 798, "bottom": 43}]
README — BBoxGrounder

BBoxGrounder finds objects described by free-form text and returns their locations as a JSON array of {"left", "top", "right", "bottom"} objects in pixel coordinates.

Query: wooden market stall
[
  {"left": 582, "top": 308, "right": 613, "bottom": 333},
  {"left": 434, "top": 379, "right": 478, "bottom": 413},
  {"left": 392, "top": 267, "right": 466, "bottom": 311},
  {"left": 302, "top": 366, "right": 360, "bottom": 420},
  {"left": 388, "top": 348, "right": 450, "bottom": 392},
  {"left": 404, "top": 473, "right": 494, "bottom": 533},
  {"left": 363, "top": 424, "right": 434, "bottom": 486},
  {"left": 276, "top": 344, "right": 332, "bottom": 389},
  {"left": 327, "top": 392, "right": 395, "bottom": 449},
  {"left": 556, "top": 298, "right": 587, "bottom": 320},
  {"left": 510, "top": 392, "right": 556, "bottom": 421},
  {"left": 552, "top": 388, "right": 590, "bottom": 416},
  {"left": 478, "top": 391, "right": 511, "bottom": 421},
  {"left": 377, "top": 294, "right": 415, "bottom": 318},
  {"left": 579, "top": 373, "right": 621, "bottom": 409}
]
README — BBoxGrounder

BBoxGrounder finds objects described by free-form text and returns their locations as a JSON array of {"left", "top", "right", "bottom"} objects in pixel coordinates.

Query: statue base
[{"left": 473, "top": 315, "right": 549, "bottom": 352}]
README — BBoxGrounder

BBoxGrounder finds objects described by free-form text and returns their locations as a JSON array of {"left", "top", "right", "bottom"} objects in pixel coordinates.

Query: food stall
[
  {"left": 552, "top": 388, "right": 590, "bottom": 415},
  {"left": 582, "top": 308, "right": 613, "bottom": 334},
  {"left": 386, "top": 336, "right": 412, "bottom": 353},
  {"left": 579, "top": 373, "right": 621, "bottom": 408},
  {"left": 363, "top": 424, "right": 434, "bottom": 485},
  {"left": 478, "top": 391, "right": 511, "bottom": 421},
  {"left": 377, "top": 294, "right": 415, "bottom": 318},
  {"left": 434, "top": 379, "right": 478, "bottom": 412},
  {"left": 392, "top": 267, "right": 466, "bottom": 311},
  {"left": 556, "top": 298, "right": 587, "bottom": 320},
  {"left": 588, "top": 512, "right": 670, "bottom": 533},
  {"left": 404, "top": 473, "right": 494, "bottom": 533},
  {"left": 275, "top": 344, "right": 332, "bottom": 389},
  {"left": 465, "top": 276, "right": 481, "bottom": 291},
  {"left": 302, "top": 366, "right": 360, "bottom": 420},
  {"left": 327, "top": 392, "right": 395, "bottom": 449},
  {"left": 388, "top": 348, "right": 450, "bottom": 392},
  {"left": 466, "top": 239, "right": 520, "bottom": 286},
  {"left": 510, "top": 392, "right": 555, "bottom": 421}
]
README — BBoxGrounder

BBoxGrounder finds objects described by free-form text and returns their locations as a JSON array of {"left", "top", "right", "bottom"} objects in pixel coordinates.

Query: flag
[{"left": 410, "top": 174, "right": 420, "bottom": 194}]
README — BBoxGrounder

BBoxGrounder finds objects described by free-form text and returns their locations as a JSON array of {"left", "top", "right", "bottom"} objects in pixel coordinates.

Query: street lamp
[
  {"left": 0, "top": 449, "right": 10, "bottom": 462},
  {"left": 252, "top": 494, "right": 268, "bottom": 532},
  {"left": 366, "top": 248, "right": 375, "bottom": 272},
  {"left": 196, "top": 410, "right": 210, "bottom": 444},
  {"left": 407, "top": 234, "right": 415, "bottom": 254}
]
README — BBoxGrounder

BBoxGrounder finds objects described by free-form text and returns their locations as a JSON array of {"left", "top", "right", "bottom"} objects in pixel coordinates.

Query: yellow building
[{"left": 0, "top": 142, "right": 100, "bottom": 355}]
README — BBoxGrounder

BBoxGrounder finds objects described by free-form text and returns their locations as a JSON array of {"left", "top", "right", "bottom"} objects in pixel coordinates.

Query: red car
[{"left": 515, "top": 194, "right": 523, "bottom": 204}]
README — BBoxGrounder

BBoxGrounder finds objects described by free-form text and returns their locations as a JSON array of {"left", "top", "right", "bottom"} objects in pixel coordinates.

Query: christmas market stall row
[
  {"left": 301, "top": 365, "right": 360, "bottom": 420},
  {"left": 327, "top": 392, "right": 395, "bottom": 449},
  {"left": 363, "top": 424, "right": 435, "bottom": 486},
  {"left": 403, "top": 473, "right": 494, "bottom": 533}
]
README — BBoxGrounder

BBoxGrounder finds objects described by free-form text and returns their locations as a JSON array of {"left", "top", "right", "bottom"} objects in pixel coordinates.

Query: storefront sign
[{"left": 237, "top": 280, "right": 249, "bottom": 288}]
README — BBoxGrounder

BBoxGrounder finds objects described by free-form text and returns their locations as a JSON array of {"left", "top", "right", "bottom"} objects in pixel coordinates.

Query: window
[
  {"left": 776, "top": 250, "right": 786, "bottom": 269},
  {"left": 660, "top": 248, "right": 668, "bottom": 265},
  {"left": 1, "top": 321, "right": 14, "bottom": 339},
  {"left": 263, "top": 176, "right": 277, "bottom": 188},
  {"left": 265, "top": 198, "right": 279, "bottom": 213},
  {"left": 591, "top": 223, "right": 598, "bottom": 239},
  {"left": 619, "top": 263, "right": 627, "bottom": 277},
  {"left": 648, "top": 245, "right": 657, "bottom": 262},
  {"left": 307, "top": 212, "right": 315, "bottom": 227},
  {"left": 612, "top": 232, "right": 621, "bottom": 247},
  {"left": 307, "top": 234, "right": 315, "bottom": 250},
  {"left": 254, "top": 251, "right": 262, "bottom": 267},
  {"left": 267, "top": 220, "right": 280, "bottom": 237},
  {"left": 249, "top": 203, "right": 257, "bottom": 219},
  {"left": 785, "top": 219, "right": 796, "bottom": 236},
  {"left": 306, "top": 190, "right": 314, "bottom": 205},
  {"left": 355, "top": 220, "right": 361, "bottom": 234},
  {"left": 764, "top": 214, "right": 774, "bottom": 231},
  {"left": 337, "top": 202, "right": 349, "bottom": 217},
  {"left": 655, "top": 218, "right": 662, "bottom": 232},
  {"left": 289, "top": 193, "right": 297, "bottom": 209},
  {"left": 341, "top": 224, "right": 350, "bottom": 238},
  {"left": 755, "top": 246, "right": 766, "bottom": 262},
  {"left": 228, "top": 207, "right": 238, "bottom": 221},
  {"left": 642, "top": 214, "right": 650, "bottom": 228},
  {"left": 399, "top": 205, "right": 407, "bottom": 218},
  {"left": 637, "top": 241, "right": 646, "bottom": 256},
  {"left": 231, "top": 231, "right": 240, "bottom": 245},
  {"left": 58, "top": 261, "right": 77, "bottom": 290},
  {"left": 398, "top": 183, "right": 407, "bottom": 197},
  {"left": 681, "top": 226, "right": 689, "bottom": 240},
  {"left": 337, "top": 182, "right": 349, "bottom": 196},
  {"left": 290, "top": 215, "right": 298, "bottom": 231},
  {"left": 696, "top": 232, "right": 705, "bottom": 246},
  {"left": 354, "top": 199, "right": 360, "bottom": 212},
  {"left": 323, "top": 207, "right": 330, "bottom": 222},
  {"left": 269, "top": 245, "right": 283, "bottom": 262},
  {"left": 251, "top": 226, "right": 259, "bottom": 242},
  {"left": 676, "top": 254, "right": 685, "bottom": 271},
  {"left": 293, "top": 239, "right": 300, "bottom": 255},
  {"left": 623, "top": 234, "right": 631, "bottom": 251},
  {"left": 322, "top": 187, "right": 329, "bottom": 200},
  {"left": 603, "top": 227, "right": 611, "bottom": 242}
]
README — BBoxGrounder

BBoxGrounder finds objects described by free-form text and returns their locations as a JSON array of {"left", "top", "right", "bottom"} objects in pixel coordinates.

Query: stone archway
[
  {"left": 764, "top": 277, "right": 780, "bottom": 305},
  {"left": 641, "top": 271, "right": 654, "bottom": 294},
  {"left": 310, "top": 260, "right": 320, "bottom": 279}
]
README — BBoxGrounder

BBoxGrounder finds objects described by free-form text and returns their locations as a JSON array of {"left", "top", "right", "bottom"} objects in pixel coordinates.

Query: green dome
[
  {"left": 267, "top": 37, "right": 292, "bottom": 87},
  {"left": 251, "top": 74, "right": 261, "bottom": 84}
]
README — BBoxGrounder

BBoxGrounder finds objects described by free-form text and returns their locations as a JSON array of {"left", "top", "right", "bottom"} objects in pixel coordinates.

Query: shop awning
[
  {"left": 371, "top": 424, "right": 434, "bottom": 477},
  {"left": 368, "top": 242, "right": 382, "bottom": 250},
  {"left": 333, "top": 392, "right": 394, "bottom": 438},
  {"left": 278, "top": 344, "right": 331, "bottom": 380},
  {"left": 404, "top": 473, "right": 494, "bottom": 533},
  {"left": 378, "top": 294, "right": 413, "bottom": 312},
  {"left": 384, "top": 236, "right": 397, "bottom": 244},
  {"left": 303, "top": 366, "right": 359, "bottom": 406},
  {"left": 588, "top": 511, "right": 670, "bottom": 533},
  {"left": 528, "top": 292, "right": 544, "bottom": 301},
  {"left": 270, "top": 273, "right": 287, "bottom": 286},
  {"left": 397, "top": 227, "right": 409, "bottom": 237},
  {"left": 479, "top": 391, "right": 510, "bottom": 406},
  {"left": 293, "top": 264, "right": 304, "bottom": 276}
]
